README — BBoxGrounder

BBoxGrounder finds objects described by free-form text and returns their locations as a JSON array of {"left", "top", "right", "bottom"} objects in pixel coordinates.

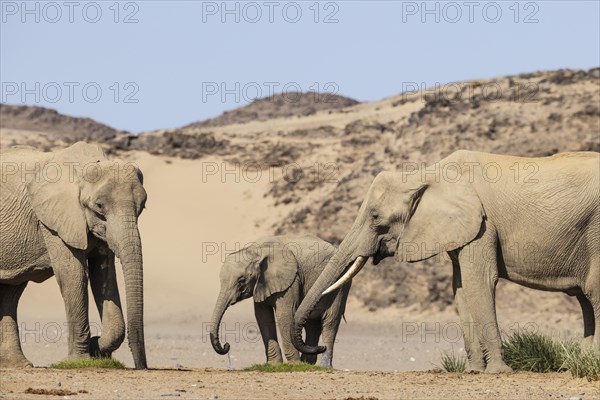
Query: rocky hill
[
  {"left": 2, "top": 69, "right": 599, "bottom": 314},
  {"left": 184, "top": 91, "right": 360, "bottom": 129},
  {"left": 0, "top": 104, "right": 126, "bottom": 149}
]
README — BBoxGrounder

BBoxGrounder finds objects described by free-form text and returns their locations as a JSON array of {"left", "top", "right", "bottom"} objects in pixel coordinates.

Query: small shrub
[
  {"left": 243, "top": 362, "right": 329, "bottom": 372},
  {"left": 49, "top": 357, "right": 125, "bottom": 369},
  {"left": 561, "top": 342, "right": 600, "bottom": 381},
  {"left": 439, "top": 349, "right": 467, "bottom": 373},
  {"left": 502, "top": 331, "right": 565, "bottom": 372}
]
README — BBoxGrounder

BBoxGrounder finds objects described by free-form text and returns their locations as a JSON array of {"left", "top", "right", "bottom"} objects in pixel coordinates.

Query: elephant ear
[
  {"left": 26, "top": 142, "right": 106, "bottom": 250},
  {"left": 253, "top": 246, "right": 298, "bottom": 303},
  {"left": 396, "top": 176, "right": 484, "bottom": 262}
]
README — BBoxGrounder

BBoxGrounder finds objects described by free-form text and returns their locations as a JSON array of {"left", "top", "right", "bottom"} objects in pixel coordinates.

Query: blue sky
[{"left": 1, "top": 1, "right": 599, "bottom": 132}]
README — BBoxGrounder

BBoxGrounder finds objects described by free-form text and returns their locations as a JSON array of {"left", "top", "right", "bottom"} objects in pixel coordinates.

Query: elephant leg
[
  {"left": 319, "top": 319, "right": 340, "bottom": 368},
  {"left": 318, "top": 284, "right": 350, "bottom": 368},
  {"left": 584, "top": 253, "right": 600, "bottom": 351},
  {"left": 88, "top": 250, "right": 125, "bottom": 357},
  {"left": 0, "top": 283, "right": 32, "bottom": 368},
  {"left": 254, "top": 302, "right": 283, "bottom": 364},
  {"left": 42, "top": 229, "right": 91, "bottom": 359},
  {"left": 458, "top": 234, "right": 511, "bottom": 373},
  {"left": 452, "top": 256, "right": 485, "bottom": 371},
  {"left": 300, "top": 320, "right": 321, "bottom": 365},
  {"left": 274, "top": 305, "right": 300, "bottom": 363},
  {"left": 593, "top": 303, "right": 600, "bottom": 351},
  {"left": 582, "top": 285, "right": 600, "bottom": 351},
  {"left": 576, "top": 293, "right": 595, "bottom": 344}
]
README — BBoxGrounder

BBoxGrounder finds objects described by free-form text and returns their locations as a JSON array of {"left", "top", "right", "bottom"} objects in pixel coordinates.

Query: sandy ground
[
  {"left": 1, "top": 369, "right": 598, "bottom": 400},
  {"left": 4, "top": 152, "right": 594, "bottom": 399}
]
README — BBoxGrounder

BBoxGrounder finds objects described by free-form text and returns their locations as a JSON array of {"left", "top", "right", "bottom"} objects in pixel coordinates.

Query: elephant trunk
[
  {"left": 210, "top": 291, "right": 231, "bottom": 355},
  {"left": 112, "top": 215, "right": 147, "bottom": 369},
  {"left": 292, "top": 232, "right": 364, "bottom": 354}
]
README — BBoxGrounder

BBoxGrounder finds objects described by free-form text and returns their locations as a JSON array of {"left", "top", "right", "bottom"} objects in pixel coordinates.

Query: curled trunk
[
  {"left": 210, "top": 292, "right": 231, "bottom": 355},
  {"left": 292, "top": 235, "right": 362, "bottom": 354}
]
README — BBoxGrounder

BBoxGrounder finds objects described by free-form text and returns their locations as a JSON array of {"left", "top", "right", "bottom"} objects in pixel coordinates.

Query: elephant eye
[
  {"left": 94, "top": 202, "right": 106, "bottom": 215},
  {"left": 370, "top": 210, "right": 379, "bottom": 221},
  {"left": 91, "top": 201, "right": 106, "bottom": 220},
  {"left": 237, "top": 277, "right": 246, "bottom": 285}
]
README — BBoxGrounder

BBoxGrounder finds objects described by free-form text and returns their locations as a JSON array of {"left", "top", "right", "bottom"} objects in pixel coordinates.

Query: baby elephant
[{"left": 210, "top": 235, "right": 351, "bottom": 367}]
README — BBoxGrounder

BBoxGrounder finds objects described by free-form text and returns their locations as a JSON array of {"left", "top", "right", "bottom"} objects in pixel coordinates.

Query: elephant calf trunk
[
  {"left": 210, "top": 333, "right": 230, "bottom": 355},
  {"left": 210, "top": 292, "right": 232, "bottom": 355}
]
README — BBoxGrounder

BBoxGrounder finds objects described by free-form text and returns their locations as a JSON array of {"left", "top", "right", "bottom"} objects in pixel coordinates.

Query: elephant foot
[
  {"left": 466, "top": 361, "right": 486, "bottom": 373},
  {"left": 485, "top": 361, "right": 513, "bottom": 374},
  {"left": 300, "top": 354, "right": 317, "bottom": 365},
  {"left": 89, "top": 336, "right": 113, "bottom": 358},
  {"left": 320, "top": 354, "right": 333, "bottom": 368},
  {"left": 284, "top": 354, "right": 301, "bottom": 364},
  {"left": 0, "top": 354, "right": 33, "bottom": 368}
]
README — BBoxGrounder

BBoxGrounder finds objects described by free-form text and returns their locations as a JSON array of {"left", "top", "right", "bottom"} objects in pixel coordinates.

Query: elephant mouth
[
  {"left": 90, "top": 224, "right": 107, "bottom": 241},
  {"left": 230, "top": 289, "right": 252, "bottom": 305},
  {"left": 372, "top": 254, "right": 382, "bottom": 265},
  {"left": 372, "top": 236, "right": 396, "bottom": 265}
]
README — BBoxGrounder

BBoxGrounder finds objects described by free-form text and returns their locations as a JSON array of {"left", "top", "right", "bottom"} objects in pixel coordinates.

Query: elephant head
[
  {"left": 210, "top": 240, "right": 298, "bottom": 355},
  {"left": 26, "top": 142, "right": 148, "bottom": 369},
  {"left": 292, "top": 153, "right": 485, "bottom": 354}
]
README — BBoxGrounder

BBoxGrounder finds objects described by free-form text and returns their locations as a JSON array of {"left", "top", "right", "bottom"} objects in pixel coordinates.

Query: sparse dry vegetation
[
  {"left": 561, "top": 341, "right": 600, "bottom": 381},
  {"left": 49, "top": 357, "right": 125, "bottom": 369},
  {"left": 439, "top": 349, "right": 467, "bottom": 373}
]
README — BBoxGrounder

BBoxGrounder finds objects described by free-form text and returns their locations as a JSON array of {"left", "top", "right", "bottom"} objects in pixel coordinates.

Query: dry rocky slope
[
  {"left": 1, "top": 68, "right": 599, "bottom": 316},
  {"left": 0, "top": 104, "right": 127, "bottom": 147},
  {"left": 184, "top": 91, "right": 360, "bottom": 128}
]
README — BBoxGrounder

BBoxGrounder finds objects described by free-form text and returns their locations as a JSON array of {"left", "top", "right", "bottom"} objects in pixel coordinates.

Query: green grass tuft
[
  {"left": 502, "top": 331, "right": 566, "bottom": 373},
  {"left": 501, "top": 331, "right": 599, "bottom": 380},
  {"left": 243, "top": 362, "right": 329, "bottom": 372},
  {"left": 49, "top": 357, "right": 126, "bottom": 369},
  {"left": 439, "top": 349, "right": 467, "bottom": 373},
  {"left": 561, "top": 342, "right": 600, "bottom": 381}
]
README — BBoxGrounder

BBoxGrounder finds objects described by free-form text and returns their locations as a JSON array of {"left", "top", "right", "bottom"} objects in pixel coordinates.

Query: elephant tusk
[{"left": 322, "top": 256, "right": 368, "bottom": 295}]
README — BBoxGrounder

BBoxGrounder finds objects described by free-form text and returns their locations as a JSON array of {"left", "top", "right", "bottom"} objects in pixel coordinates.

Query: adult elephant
[
  {"left": 210, "top": 235, "right": 351, "bottom": 367},
  {"left": 0, "top": 142, "right": 148, "bottom": 369},
  {"left": 292, "top": 150, "right": 599, "bottom": 373}
]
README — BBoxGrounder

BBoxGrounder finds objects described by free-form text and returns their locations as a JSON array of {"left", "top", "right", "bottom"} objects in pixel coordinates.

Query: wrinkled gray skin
[
  {"left": 210, "top": 235, "right": 351, "bottom": 367},
  {"left": 0, "top": 142, "right": 148, "bottom": 369},
  {"left": 293, "top": 150, "right": 599, "bottom": 373}
]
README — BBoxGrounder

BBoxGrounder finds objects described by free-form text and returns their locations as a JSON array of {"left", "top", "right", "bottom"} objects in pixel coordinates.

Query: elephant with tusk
[
  {"left": 210, "top": 235, "right": 351, "bottom": 367},
  {"left": 292, "top": 150, "right": 599, "bottom": 373},
  {"left": 0, "top": 142, "right": 148, "bottom": 369}
]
